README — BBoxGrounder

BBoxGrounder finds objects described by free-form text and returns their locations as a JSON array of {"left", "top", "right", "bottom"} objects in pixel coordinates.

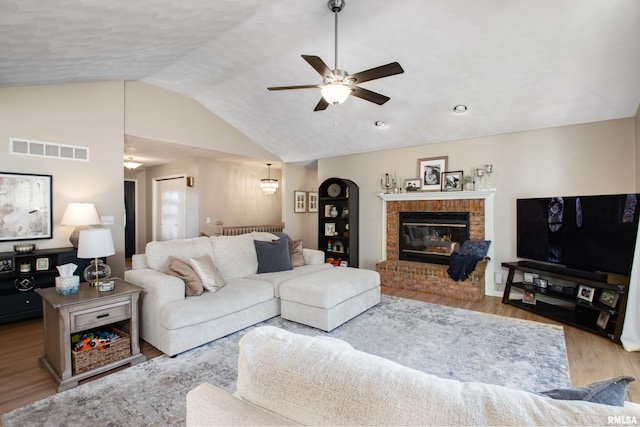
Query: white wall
[
  {"left": 318, "top": 118, "right": 637, "bottom": 288},
  {"left": 0, "top": 82, "right": 126, "bottom": 276},
  {"left": 282, "top": 164, "right": 318, "bottom": 247}
]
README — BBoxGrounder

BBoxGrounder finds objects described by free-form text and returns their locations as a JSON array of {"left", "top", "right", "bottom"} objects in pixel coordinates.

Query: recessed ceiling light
[
  {"left": 453, "top": 105, "right": 467, "bottom": 113},
  {"left": 375, "top": 121, "right": 387, "bottom": 128}
]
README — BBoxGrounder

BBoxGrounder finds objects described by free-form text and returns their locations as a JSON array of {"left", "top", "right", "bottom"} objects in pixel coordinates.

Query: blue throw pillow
[
  {"left": 254, "top": 236, "right": 293, "bottom": 274},
  {"left": 460, "top": 240, "right": 491, "bottom": 258},
  {"left": 538, "top": 376, "right": 635, "bottom": 407}
]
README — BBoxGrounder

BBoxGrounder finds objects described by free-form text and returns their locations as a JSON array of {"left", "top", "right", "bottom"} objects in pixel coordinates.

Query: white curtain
[{"left": 620, "top": 227, "right": 640, "bottom": 351}]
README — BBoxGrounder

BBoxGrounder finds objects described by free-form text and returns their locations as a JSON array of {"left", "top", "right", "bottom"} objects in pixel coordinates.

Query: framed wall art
[
  {"left": 417, "top": 156, "right": 447, "bottom": 191},
  {"left": 0, "top": 172, "right": 52, "bottom": 241},
  {"left": 294, "top": 190, "right": 306, "bottom": 213},
  {"left": 442, "top": 171, "right": 463, "bottom": 191},
  {"left": 307, "top": 191, "right": 318, "bottom": 213}
]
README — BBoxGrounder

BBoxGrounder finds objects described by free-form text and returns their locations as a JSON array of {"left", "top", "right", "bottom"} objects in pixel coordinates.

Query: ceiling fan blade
[
  {"left": 267, "top": 84, "right": 321, "bottom": 91},
  {"left": 348, "top": 85, "right": 390, "bottom": 105},
  {"left": 302, "top": 55, "right": 336, "bottom": 80},
  {"left": 345, "top": 62, "right": 404, "bottom": 84},
  {"left": 314, "top": 98, "right": 330, "bottom": 111}
]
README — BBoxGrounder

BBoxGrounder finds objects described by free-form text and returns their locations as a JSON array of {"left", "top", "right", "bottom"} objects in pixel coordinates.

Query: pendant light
[{"left": 260, "top": 163, "right": 279, "bottom": 195}]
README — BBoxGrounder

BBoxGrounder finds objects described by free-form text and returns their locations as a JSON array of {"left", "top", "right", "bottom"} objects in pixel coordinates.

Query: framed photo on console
[
  {"left": 596, "top": 311, "right": 610, "bottom": 329},
  {"left": 599, "top": 290, "right": 619, "bottom": 308},
  {"left": 0, "top": 172, "right": 52, "bottom": 241},
  {"left": 577, "top": 284, "right": 595, "bottom": 303},
  {"left": 522, "top": 291, "right": 536, "bottom": 305},
  {"left": 442, "top": 171, "right": 463, "bottom": 192}
]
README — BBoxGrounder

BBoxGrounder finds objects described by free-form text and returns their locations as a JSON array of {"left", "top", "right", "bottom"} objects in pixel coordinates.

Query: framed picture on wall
[
  {"left": 294, "top": 191, "right": 306, "bottom": 213},
  {"left": 417, "top": 156, "right": 448, "bottom": 191},
  {"left": 307, "top": 191, "right": 318, "bottom": 213},
  {"left": 0, "top": 172, "right": 52, "bottom": 241}
]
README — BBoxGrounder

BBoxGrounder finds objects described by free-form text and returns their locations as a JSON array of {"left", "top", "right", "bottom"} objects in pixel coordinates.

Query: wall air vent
[{"left": 10, "top": 138, "right": 89, "bottom": 162}]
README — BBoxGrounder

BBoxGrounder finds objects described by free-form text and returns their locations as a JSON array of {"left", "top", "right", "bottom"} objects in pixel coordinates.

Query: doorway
[
  {"left": 153, "top": 175, "right": 187, "bottom": 241},
  {"left": 124, "top": 180, "right": 137, "bottom": 258}
]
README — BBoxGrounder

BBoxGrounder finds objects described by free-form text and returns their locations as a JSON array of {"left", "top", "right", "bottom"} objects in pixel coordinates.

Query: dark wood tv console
[{"left": 501, "top": 262, "right": 629, "bottom": 343}]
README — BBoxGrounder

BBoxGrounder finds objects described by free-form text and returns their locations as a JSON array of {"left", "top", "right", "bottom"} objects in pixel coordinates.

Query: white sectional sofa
[
  {"left": 187, "top": 326, "right": 640, "bottom": 426},
  {"left": 124, "top": 233, "right": 380, "bottom": 356}
]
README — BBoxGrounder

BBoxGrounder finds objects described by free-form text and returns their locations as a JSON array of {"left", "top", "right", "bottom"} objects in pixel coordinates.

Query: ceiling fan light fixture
[
  {"left": 321, "top": 83, "right": 351, "bottom": 105},
  {"left": 124, "top": 157, "right": 142, "bottom": 169}
]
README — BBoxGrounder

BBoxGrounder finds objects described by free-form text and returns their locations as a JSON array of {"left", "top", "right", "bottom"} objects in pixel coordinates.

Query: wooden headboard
[{"left": 212, "top": 221, "right": 285, "bottom": 236}]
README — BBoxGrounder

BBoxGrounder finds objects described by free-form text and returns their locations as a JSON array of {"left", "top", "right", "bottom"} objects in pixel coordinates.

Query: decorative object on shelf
[
  {"left": 327, "top": 183, "right": 342, "bottom": 197},
  {"left": 460, "top": 175, "right": 474, "bottom": 191},
  {"left": 485, "top": 164, "right": 493, "bottom": 188},
  {"left": 36, "top": 257, "right": 49, "bottom": 271},
  {"left": 307, "top": 192, "right": 318, "bottom": 213},
  {"left": 442, "top": 171, "right": 463, "bottom": 191},
  {"left": 20, "top": 262, "right": 31, "bottom": 273},
  {"left": 325, "top": 223, "right": 336, "bottom": 236},
  {"left": 533, "top": 278, "right": 548, "bottom": 289},
  {"left": 577, "top": 284, "right": 595, "bottom": 303},
  {"left": 597, "top": 311, "right": 610, "bottom": 329},
  {"left": 327, "top": 240, "right": 332, "bottom": 251},
  {"left": 0, "top": 257, "right": 14, "bottom": 274},
  {"left": 0, "top": 172, "right": 52, "bottom": 242},
  {"left": 333, "top": 241, "right": 344, "bottom": 253},
  {"left": 522, "top": 291, "right": 536, "bottom": 305},
  {"left": 260, "top": 163, "right": 278, "bottom": 195},
  {"left": 417, "top": 156, "right": 448, "bottom": 191},
  {"left": 14, "top": 243, "right": 35, "bottom": 254},
  {"left": 330, "top": 206, "right": 339, "bottom": 217},
  {"left": 404, "top": 178, "right": 420, "bottom": 192},
  {"left": 78, "top": 228, "right": 115, "bottom": 291},
  {"left": 599, "top": 290, "right": 620, "bottom": 308},
  {"left": 294, "top": 190, "right": 307, "bottom": 213},
  {"left": 14, "top": 275, "right": 35, "bottom": 292},
  {"left": 324, "top": 205, "right": 335, "bottom": 217},
  {"left": 61, "top": 203, "right": 101, "bottom": 248},
  {"left": 123, "top": 157, "right": 142, "bottom": 170},
  {"left": 475, "top": 167, "right": 486, "bottom": 190},
  {"left": 380, "top": 173, "right": 396, "bottom": 194},
  {"left": 341, "top": 207, "right": 349, "bottom": 217}
]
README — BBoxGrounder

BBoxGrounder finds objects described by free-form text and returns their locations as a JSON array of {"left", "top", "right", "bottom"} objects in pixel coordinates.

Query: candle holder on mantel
[{"left": 380, "top": 173, "right": 396, "bottom": 194}]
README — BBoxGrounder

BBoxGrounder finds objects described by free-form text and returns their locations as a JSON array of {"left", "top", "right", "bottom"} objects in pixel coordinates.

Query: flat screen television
[{"left": 517, "top": 193, "right": 640, "bottom": 276}]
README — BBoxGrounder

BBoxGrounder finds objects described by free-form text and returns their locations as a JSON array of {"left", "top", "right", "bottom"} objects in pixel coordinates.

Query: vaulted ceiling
[{"left": 2, "top": 0, "right": 639, "bottom": 164}]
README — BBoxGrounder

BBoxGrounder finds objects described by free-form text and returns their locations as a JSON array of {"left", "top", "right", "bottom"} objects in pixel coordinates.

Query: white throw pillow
[
  {"left": 189, "top": 255, "right": 227, "bottom": 292},
  {"left": 210, "top": 234, "right": 259, "bottom": 280}
]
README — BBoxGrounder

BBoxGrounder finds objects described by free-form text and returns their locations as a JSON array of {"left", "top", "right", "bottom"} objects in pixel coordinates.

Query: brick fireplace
[{"left": 376, "top": 190, "right": 496, "bottom": 301}]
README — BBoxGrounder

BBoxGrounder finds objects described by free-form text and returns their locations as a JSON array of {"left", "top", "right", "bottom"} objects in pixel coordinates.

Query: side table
[{"left": 36, "top": 279, "right": 147, "bottom": 391}]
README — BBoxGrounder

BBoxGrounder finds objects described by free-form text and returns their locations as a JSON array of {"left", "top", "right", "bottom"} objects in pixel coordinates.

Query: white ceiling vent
[{"left": 10, "top": 138, "right": 89, "bottom": 162}]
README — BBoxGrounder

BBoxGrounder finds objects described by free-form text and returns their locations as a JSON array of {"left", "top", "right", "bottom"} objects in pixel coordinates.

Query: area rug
[{"left": 1, "top": 295, "right": 570, "bottom": 427}]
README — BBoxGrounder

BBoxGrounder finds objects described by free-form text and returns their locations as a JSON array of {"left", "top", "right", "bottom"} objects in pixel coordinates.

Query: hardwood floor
[{"left": 1, "top": 286, "right": 639, "bottom": 417}]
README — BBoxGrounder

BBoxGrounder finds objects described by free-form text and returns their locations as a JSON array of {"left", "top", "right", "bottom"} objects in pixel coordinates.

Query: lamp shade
[
  {"left": 60, "top": 203, "right": 101, "bottom": 226},
  {"left": 77, "top": 228, "right": 115, "bottom": 259}
]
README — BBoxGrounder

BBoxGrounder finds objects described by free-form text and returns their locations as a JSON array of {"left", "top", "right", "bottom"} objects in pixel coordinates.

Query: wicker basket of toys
[{"left": 71, "top": 326, "right": 131, "bottom": 375}]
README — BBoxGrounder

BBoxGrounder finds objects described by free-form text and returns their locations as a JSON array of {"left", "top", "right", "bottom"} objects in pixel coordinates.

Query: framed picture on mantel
[{"left": 417, "top": 156, "right": 447, "bottom": 191}]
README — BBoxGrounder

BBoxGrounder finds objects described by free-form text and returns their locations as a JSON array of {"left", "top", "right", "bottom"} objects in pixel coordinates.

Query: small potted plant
[{"left": 461, "top": 175, "right": 474, "bottom": 191}]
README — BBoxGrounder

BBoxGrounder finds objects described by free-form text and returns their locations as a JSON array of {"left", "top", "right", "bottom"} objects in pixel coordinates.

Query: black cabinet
[
  {"left": 318, "top": 178, "right": 359, "bottom": 268},
  {"left": 0, "top": 247, "right": 93, "bottom": 324},
  {"left": 501, "top": 262, "right": 628, "bottom": 343}
]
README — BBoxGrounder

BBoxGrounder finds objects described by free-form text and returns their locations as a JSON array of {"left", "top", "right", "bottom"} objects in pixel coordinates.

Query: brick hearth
[{"left": 376, "top": 197, "right": 487, "bottom": 301}]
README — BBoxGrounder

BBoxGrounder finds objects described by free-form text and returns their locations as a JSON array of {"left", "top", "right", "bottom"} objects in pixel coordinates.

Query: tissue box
[{"left": 55, "top": 276, "right": 80, "bottom": 295}]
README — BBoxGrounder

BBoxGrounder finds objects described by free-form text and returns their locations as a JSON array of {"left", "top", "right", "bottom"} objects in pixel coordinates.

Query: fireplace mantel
[{"left": 378, "top": 189, "right": 498, "bottom": 297}]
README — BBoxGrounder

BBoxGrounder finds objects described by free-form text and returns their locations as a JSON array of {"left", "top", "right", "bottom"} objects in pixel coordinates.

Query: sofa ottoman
[{"left": 279, "top": 267, "right": 380, "bottom": 331}]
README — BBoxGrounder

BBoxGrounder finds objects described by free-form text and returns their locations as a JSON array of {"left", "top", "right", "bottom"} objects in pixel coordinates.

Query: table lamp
[
  {"left": 77, "top": 228, "right": 116, "bottom": 291},
  {"left": 61, "top": 203, "right": 101, "bottom": 248}
]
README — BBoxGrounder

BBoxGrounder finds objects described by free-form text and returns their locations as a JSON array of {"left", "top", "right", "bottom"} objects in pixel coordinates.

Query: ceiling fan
[{"left": 267, "top": 0, "right": 404, "bottom": 111}]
